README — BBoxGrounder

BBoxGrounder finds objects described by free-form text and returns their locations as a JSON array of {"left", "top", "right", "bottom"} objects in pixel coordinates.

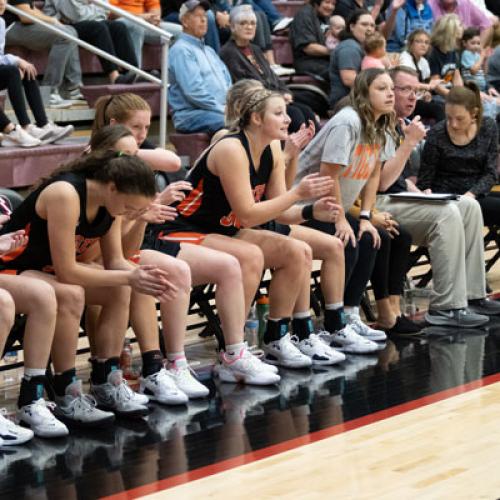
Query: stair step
[
  {"left": 0, "top": 137, "right": 88, "bottom": 188},
  {"left": 81, "top": 83, "right": 162, "bottom": 116}
]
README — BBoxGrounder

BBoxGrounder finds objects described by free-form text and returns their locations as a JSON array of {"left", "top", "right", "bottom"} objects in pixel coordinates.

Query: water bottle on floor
[{"left": 245, "top": 305, "right": 259, "bottom": 350}]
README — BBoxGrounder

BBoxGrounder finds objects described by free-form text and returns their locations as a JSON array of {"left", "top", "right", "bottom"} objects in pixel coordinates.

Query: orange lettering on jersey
[
  {"left": 178, "top": 179, "right": 204, "bottom": 217},
  {"left": 341, "top": 144, "right": 380, "bottom": 180},
  {"left": 219, "top": 183, "right": 266, "bottom": 229},
  {"left": 75, "top": 235, "right": 99, "bottom": 257}
]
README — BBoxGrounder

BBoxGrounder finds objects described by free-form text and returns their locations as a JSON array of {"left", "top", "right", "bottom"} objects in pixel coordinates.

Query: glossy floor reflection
[{"left": 3, "top": 322, "right": 500, "bottom": 499}]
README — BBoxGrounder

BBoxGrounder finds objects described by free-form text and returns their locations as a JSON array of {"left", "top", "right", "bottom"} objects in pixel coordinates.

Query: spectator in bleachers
[
  {"left": 289, "top": 0, "right": 336, "bottom": 86},
  {"left": 428, "top": 14, "right": 464, "bottom": 98},
  {"left": 325, "top": 15, "right": 345, "bottom": 50},
  {"left": 43, "top": 0, "right": 139, "bottom": 85},
  {"left": 334, "top": 0, "right": 384, "bottom": 23},
  {"left": 418, "top": 82, "right": 499, "bottom": 225},
  {"left": 329, "top": 9, "right": 375, "bottom": 107},
  {"left": 168, "top": 0, "right": 231, "bottom": 134},
  {"left": 377, "top": 66, "right": 500, "bottom": 326},
  {"left": 161, "top": 0, "right": 225, "bottom": 52},
  {"left": 488, "top": 24, "right": 500, "bottom": 92},
  {"left": 0, "top": 1, "right": 74, "bottom": 147},
  {"left": 216, "top": 4, "right": 292, "bottom": 77},
  {"left": 460, "top": 27, "right": 488, "bottom": 90},
  {"left": 428, "top": 0, "right": 495, "bottom": 46},
  {"left": 3, "top": 0, "right": 83, "bottom": 107},
  {"left": 399, "top": 29, "right": 446, "bottom": 122},
  {"left": 220, "top": 5, "right": 317, "bottom": 133},
  {"left": 361, "top": 31, "right": 391, "bottom": 69},
  {"left": 110, "top": 0, "right": 182, "bottom": 69},
  {"left": 384, "top": 0, "right": 435, "bottom": 53}
]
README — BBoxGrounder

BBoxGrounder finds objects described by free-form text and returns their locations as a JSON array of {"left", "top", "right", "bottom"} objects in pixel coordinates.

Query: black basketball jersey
[
  {"left": 171, "top": 131, "right": 274, "bottom": 236},
  {"left": 0, "top": 172, "right": 114, "bottom": 273}
]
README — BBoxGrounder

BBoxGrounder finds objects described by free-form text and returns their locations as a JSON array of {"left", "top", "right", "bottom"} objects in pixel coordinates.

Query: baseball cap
[{"left": 179, "top": 0, "right": 210, "bottom": 19}]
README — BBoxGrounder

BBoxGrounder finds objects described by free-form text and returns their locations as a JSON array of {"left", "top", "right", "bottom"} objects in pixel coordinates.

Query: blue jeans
[
  {"left": 173, "top": 109, "right": 225, "bottom": 134},
  {"left": 164, "top": 11, "right": 220, "bottom": 53},
  {"left": 246, "top": 0, "right": 282, "bottom": 27}
]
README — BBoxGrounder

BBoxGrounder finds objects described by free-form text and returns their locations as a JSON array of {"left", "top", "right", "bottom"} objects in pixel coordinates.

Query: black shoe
[
  {"left": 387, "top": 315, "right": 423, "bottom": 336},
  {"left": 468, "top": 298, "right": 500, "bottom": 316},
  {"left": 425, "top": 308, "right": 489, "bottom": 328},
  {"left": 114, "top": 71, "right": 137, "bottom": 85}
]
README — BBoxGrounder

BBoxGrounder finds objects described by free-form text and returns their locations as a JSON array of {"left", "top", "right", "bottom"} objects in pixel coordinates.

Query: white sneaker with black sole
[
  {"left": 17, "top": 399, "right": 69, "bottom": 438},
  {"left": 139, "top": 368, "right": 188, "bottom": 405},
  {"left": 346, "top": 313, "right": 387, "bottom": 341},
  {"left": 318, "top": 324, "right": 380, "bottom": 354},
  {"left": 216, "top": 347, "right": 281, "bottom": 385},
  {"left": 425, "top": 308, "right": 489, "bottom": 328},
  {"left": 0, "top": 409, "right": 34, "bottom": 445},
  {"left": 167, "top": 359, "right": 209, "bottom": 398},
  {"left": 54, "top": 380, "right": 115, "bottom": 428},
  {"left": 291, "top": 334, "right": 346, "bottom": 365},
  {"left": 263, "top": 333, "right": 312, "bottom": 368},
  {"left": 92, "top": 370, "right": 149, "bottom": 417}
]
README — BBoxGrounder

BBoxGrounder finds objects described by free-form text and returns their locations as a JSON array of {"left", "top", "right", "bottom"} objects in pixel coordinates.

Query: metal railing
[{"left": 5, "top": 2, "right": 171, "bottom": 147}]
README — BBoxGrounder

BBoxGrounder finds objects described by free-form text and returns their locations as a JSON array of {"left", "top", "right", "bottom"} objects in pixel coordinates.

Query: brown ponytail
[
  {"left": 446, "top": 81, "right": 483, "bottom": 126},
  {"left": 92, "top": 93, "right": 151, "bottom": 133}
]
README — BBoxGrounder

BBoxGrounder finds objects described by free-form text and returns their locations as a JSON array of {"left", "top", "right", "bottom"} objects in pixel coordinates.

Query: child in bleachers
[
  {"left": 460, "top": 27, "right": 488, "bottom": 91},
  {"left": 361, "top": 32, "right": 391, "bottom": 70},
  {"left": 0, "top": 0, "right": 74, "bottom": 147},
  {"left": 325, "top": 15, "right": 345, "bottom": 51}
]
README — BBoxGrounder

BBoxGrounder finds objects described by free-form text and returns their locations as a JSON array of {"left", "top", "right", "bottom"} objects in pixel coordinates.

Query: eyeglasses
[
  {"left": 394, "top": 85, "right": 424, "bottom": 98},
  {"left": 236, "top": 20, "right": 257, "bottom": 26}
]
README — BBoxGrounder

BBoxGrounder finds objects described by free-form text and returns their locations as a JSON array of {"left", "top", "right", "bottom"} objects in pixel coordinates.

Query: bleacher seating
[
  {"left": 272, "top": 0, "right": 305, "bottom": 18},
  {"left": 0, "top": 140, "right": 85, "bottom": 188},
  {"left": 170, "top": 133, "right": 210, "bottom": 165}
]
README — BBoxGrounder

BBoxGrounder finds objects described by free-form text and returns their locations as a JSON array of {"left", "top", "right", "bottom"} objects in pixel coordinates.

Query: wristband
[
  {"left": 301, "top": 204, "right": 314, "bottom": 221},
  {"left": 359, "top": 210, "right": 371, "bottom": 221}
]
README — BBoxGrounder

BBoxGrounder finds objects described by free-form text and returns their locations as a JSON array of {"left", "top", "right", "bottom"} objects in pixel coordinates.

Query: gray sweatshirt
[{"left": 43, "top": 0, "right": 108, "bottom": 23}]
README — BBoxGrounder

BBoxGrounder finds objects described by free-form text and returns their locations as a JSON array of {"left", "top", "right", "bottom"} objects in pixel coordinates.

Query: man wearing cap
[{"left": 168, "top": 0, "right": 231, "bottom": 134}]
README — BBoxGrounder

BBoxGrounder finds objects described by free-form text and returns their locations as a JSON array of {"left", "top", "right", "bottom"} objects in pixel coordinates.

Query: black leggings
[
  {"left": 370, "top": 225, "right": 412, "bottom": 300},
  {"left": 73, "top": 20, "right": 138, "bottom": 75},
  {"left": 478, "top": 192, "right": 500, "bottom": 227},
  {"left": 305, "top": 213, "right": 378, "bottom": 307},
  {"left": 0, "top": 64, "right": 47, "bottom": 131}
]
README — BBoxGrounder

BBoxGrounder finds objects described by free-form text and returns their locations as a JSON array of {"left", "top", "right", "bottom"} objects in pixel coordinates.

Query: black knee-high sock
[{"left": 263, "top": 318, "right": 291, "bottom": 344}]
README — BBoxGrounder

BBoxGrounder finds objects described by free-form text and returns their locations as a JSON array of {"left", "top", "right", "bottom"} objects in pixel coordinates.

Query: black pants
[
  {"left": 370, "top": 225, "right": 412, "bottom": 300},
  {"left": 305, "top": 213, "right": 378, "bottom": 307},
  {"left": 286, "top": 101, "right": 318, "bottom": 134},
  {"left": 0, "top": 64, "right": 47, "bottom": 131},
  {"left": 73, "top": 20, "right": 138, "bottom": 75},
  {"left": 478, "top": 192, "right": 500, "bottom": 227}
]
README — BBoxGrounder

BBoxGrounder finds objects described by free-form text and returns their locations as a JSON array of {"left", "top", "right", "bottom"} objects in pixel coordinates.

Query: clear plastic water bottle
[
  {"left": 2, "top": 350, "right": 18, "bottom": 384},
  {"left": 245, "top": 305, "right": 259, "bottom": 349},
  {"left": 404, "top": 287, "right": 417, "bottom": 317}
]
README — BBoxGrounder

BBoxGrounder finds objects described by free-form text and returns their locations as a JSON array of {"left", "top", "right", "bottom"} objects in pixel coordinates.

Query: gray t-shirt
[
  {"left": 296, "top": 106, "right": 395, "bottom": 211},
  {"left": 329, "top": 39, "right": 364, "bottom": 106}
]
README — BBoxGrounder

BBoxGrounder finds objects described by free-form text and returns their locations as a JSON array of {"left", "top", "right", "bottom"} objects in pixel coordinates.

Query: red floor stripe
[{"left": 103, "top": 371, "right": 500, "bottom": 500}]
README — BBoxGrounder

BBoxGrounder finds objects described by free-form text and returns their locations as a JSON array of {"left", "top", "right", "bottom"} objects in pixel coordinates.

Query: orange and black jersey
[
  {"left": 0, "top": 172, "right": 114, "bottom": 273},
  {"left": 153, "top": 130, "right": 274, "bottom": 238}
]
